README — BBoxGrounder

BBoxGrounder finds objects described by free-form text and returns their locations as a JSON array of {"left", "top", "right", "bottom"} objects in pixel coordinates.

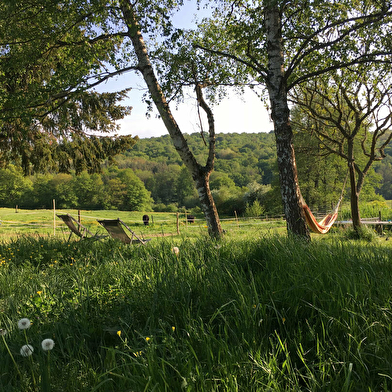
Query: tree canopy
[{"left": 0, "top": 0, "right": 137, "bottom": 174}]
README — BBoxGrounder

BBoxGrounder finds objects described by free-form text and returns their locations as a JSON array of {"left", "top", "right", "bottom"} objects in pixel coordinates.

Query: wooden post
[
  {"left": 185, "top": 211, "right": 188, "bottom": 226},
  {"left": 78, "top": 210, "right": 81, "bottom": 224},
  {"left": 376, "top": 210, "right": 383, "bottom": 235},
  {"left": 234, "top": 210, "right": 240, "bottom": 228},
  {"left": 15, "top": 205, "right": 18, "bottom": 213},
  {"left": 53, "top": 199, "right": 56, "bottom": 236},
  {"left": 176, "top": 212, "right": 180, "bottom": 235}
]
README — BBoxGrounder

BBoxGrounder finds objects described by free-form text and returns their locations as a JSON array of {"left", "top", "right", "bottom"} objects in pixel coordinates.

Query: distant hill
[{"left": 115, "top": 132, "right": 278, "bottom": 187}]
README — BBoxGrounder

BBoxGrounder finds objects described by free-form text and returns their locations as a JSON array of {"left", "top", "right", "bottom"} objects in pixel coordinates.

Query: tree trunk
[
  {"left": 265, "top": 6, "right": 310, "bottom": 240},
  {"left": 348, "top": 141, "right": 361, "bottom": 230},
  {"left": 194, "top": 172, "right": 222, "bottom": 238},
  {"left": 119, "top": 0, "right": 223, "bottom": 238}
]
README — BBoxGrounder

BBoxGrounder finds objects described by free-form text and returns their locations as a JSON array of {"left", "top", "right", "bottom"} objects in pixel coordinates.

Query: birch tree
[
  {"left": 117, "top": 0, "right": 224, "bottom": 237},
  {"left": 195, "top": 0, "right": 392, "bottom": 239}
]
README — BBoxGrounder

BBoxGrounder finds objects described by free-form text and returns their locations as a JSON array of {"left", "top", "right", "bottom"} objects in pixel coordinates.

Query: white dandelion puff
[
  {"left": 172, "top": 246, "right": 180, "bottom": 256},
  {"left": 41, "top": 338, "right": 55, "bottom": 351},
  {"left": 20, "top": 344, "right": 34, "bottom": 357},
  {"left": 17, "top": 318, "right": 31, "bottom": 330}
]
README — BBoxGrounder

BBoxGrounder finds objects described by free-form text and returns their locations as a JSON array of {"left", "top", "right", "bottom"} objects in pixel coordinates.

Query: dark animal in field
[
  {"left": 142, "top": 215, "right": 149, "bottom": 225},
  {"left": 187, "top": 215, "right": 195, "bottom": 224}
]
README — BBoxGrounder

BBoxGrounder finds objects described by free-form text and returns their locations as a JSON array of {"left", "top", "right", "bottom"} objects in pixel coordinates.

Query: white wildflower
[
  {"left": 17, "top": 318, "right": 31, "bottom": 330},
  {"left": 172, "top": 246, "right": 180, "bottom": 256},
  {"left": 20, "top": 344, "right": 34, "bottom": 357},
  {"left": 41, "top": 338, "right": 55, "bottom": 351}
]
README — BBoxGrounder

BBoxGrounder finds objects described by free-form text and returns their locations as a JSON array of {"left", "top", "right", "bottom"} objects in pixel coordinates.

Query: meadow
[{"left": 1, "top": 209, "right": 392, "bottom": 391}]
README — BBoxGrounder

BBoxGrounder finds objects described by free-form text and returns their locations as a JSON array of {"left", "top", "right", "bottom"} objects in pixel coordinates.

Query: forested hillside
[{"left": 0, "top": 131, "right": 390, "bottom": 215}]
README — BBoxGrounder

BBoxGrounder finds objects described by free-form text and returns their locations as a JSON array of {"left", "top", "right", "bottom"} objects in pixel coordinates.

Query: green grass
[
  {"left": 1, "top": 234, "right": 392, "bottom": 391},
  {"left": 0, "top": 208, "right": 288, "bottom": 241}
]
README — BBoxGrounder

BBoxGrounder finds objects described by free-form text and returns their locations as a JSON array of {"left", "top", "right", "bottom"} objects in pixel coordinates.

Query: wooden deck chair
[
  {"left": 57, "top": 214, "right": 106, "bottom": 242},
  {"left": 98, "top": 218, "right": 151, "bottom": 245}
]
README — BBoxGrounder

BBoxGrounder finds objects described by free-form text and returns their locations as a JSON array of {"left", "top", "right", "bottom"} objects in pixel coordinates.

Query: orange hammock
[{"left": 300, "top": 176, "right": 347, "bottom": 234}]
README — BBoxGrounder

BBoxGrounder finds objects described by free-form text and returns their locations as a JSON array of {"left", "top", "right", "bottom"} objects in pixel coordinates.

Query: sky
[{"left": 96, "top": 1, "right": 273, "bottom": 139}]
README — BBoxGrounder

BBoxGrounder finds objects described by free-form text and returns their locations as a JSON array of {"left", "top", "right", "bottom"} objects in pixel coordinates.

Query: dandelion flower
[
  {"left": 172, "top": 247, "right": 180, "bottom": 256},
  {"left": 18, "top": 318, "right": 31, "bottom": 330},
  {"left": 172, "top": 326, "right": 176, "bottom": 332},
  {"left": 20, "top": 344, "right": 34, "bottom": 357},
  {"left": 41, "top": 338, "right": 55, "bottom": 351},
  {"left": 145, "top": 337, "right": 151, "bottom": 342},
  {"left": 117, "top": 330, "right": 121, "bottom": 337}
]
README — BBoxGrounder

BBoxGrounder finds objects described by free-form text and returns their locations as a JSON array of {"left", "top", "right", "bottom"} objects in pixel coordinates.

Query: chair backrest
[
  {"left": 57, "top": 214, "right": 92, "bottom": 238},
  {"left": 98, "top": 219, "right": 134, "bottom": 244}
]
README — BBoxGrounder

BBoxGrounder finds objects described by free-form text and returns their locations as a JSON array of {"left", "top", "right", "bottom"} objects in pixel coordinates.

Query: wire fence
[
  {"left": 1, "top": 206, "right": 390, "bottom": 240},
  {"left": 0, "top": 207, "right": 287, "bottom": 239}
]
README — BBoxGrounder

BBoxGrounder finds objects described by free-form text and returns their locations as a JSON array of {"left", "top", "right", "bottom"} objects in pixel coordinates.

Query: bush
[
  {"left": 343, "top": 225, "right": 378, "bottom": 241},
  {"left": 244, "top": 200, "right": 265, "bottom": 217},
  {"left": 153, "top": 203, "right": 178, "bottom": 212}
]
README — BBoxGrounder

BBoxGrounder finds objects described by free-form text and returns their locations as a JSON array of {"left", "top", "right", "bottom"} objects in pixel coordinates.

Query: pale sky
[{"left": 96, "top": 0, "right": 273, "bottom": 139}]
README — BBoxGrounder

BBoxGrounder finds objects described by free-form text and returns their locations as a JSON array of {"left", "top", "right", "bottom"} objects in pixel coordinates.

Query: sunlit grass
[{"left": 1, "top": 235, "right": 392, "bottom": 390}]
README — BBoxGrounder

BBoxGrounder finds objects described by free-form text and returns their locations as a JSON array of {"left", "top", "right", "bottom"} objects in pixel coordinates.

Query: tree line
[{"left": 1, "top": 131, "right": 388, "bottom": 216}]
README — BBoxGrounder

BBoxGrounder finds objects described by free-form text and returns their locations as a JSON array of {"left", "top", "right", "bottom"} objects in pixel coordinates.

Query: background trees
[{"left": 1, "top": 131, "right": 388, "bottom": 215}]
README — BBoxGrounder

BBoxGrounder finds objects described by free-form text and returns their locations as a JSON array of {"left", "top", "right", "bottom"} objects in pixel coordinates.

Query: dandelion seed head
[
  {"left": 18, "top": 318, "right": 31, "bottom": 330},
  {"left": 20, "top": 344, "right": 34, "bottom": 357},
  {"left": 172, "top": 247, "right": 180, "bottom": 256},
  {"left": 41, "top": 338, "right": 55, "bottom": 351}
]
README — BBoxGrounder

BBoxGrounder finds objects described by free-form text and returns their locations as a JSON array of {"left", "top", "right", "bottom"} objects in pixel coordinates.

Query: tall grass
[{"left": 1, "top": 235, "right": 392, "bottom": 391}]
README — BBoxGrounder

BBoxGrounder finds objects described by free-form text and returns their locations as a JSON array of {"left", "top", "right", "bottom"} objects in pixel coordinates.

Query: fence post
[
  {"left": 53, "top": 199, "right": 56, "bottom": 236},
  {"left": 78, "top": 210, "right": 81, "bottom": 224},
  {"left": 234, "top": 210, "right": 240, "bottom": 228},
  {"left": 176, "top": 212, "right": 180, "bottom": 235},
  {"left": 376, "top": 210, "right": 383, "bottom": 235}
]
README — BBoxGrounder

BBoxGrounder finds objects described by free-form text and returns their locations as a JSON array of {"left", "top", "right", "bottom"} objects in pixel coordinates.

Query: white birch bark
[{"left": 265, "top": 6, "right": 310, "bottom": 239}]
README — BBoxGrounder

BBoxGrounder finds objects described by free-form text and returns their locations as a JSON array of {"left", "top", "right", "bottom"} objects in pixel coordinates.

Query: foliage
[
  {"left": 0, "top": 0, "right": 137, "bottom": 174},
  {"left": 2, "top": 129, "right": 391, "bottom": 214},
  {"left": 2, "top": 235, "right": 392, "bottom": 390},
  {"left": 244, "top": 200, "right": 265, "bottom": 217}
]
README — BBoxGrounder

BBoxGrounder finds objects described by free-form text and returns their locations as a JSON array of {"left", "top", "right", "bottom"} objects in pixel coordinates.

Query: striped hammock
[
  {"left": 300, "top": 175, "right": 347, "bottom": 234},
  {"left": 301, "top": 198, "right": 341, "bottom": 234}
]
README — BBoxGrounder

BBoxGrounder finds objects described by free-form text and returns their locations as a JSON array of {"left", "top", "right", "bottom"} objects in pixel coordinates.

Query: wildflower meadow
[{"left": 1, "top": 233, "right": 392, "bottom": 391}]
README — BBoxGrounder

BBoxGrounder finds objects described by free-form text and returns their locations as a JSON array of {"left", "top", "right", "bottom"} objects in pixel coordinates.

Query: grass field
[
  {"left": 0, "top": 208, "right": 288, "bottom": 241},
  {"left": 1, "top": 208, "right": 392, "bottom": 391}
]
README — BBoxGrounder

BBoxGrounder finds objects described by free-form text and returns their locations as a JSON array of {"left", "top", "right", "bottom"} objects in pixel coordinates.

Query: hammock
[{"left": 300, "top": 175, "right": 348, "bottom": 234}]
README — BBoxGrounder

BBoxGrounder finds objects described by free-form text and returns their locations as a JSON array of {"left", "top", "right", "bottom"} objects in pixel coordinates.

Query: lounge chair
[
  {"left": 57, "top": 214, "right": 106, "bottom": 242},
  {"left": 98, "top": 218, "right": 151, "bottom": 245}
]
